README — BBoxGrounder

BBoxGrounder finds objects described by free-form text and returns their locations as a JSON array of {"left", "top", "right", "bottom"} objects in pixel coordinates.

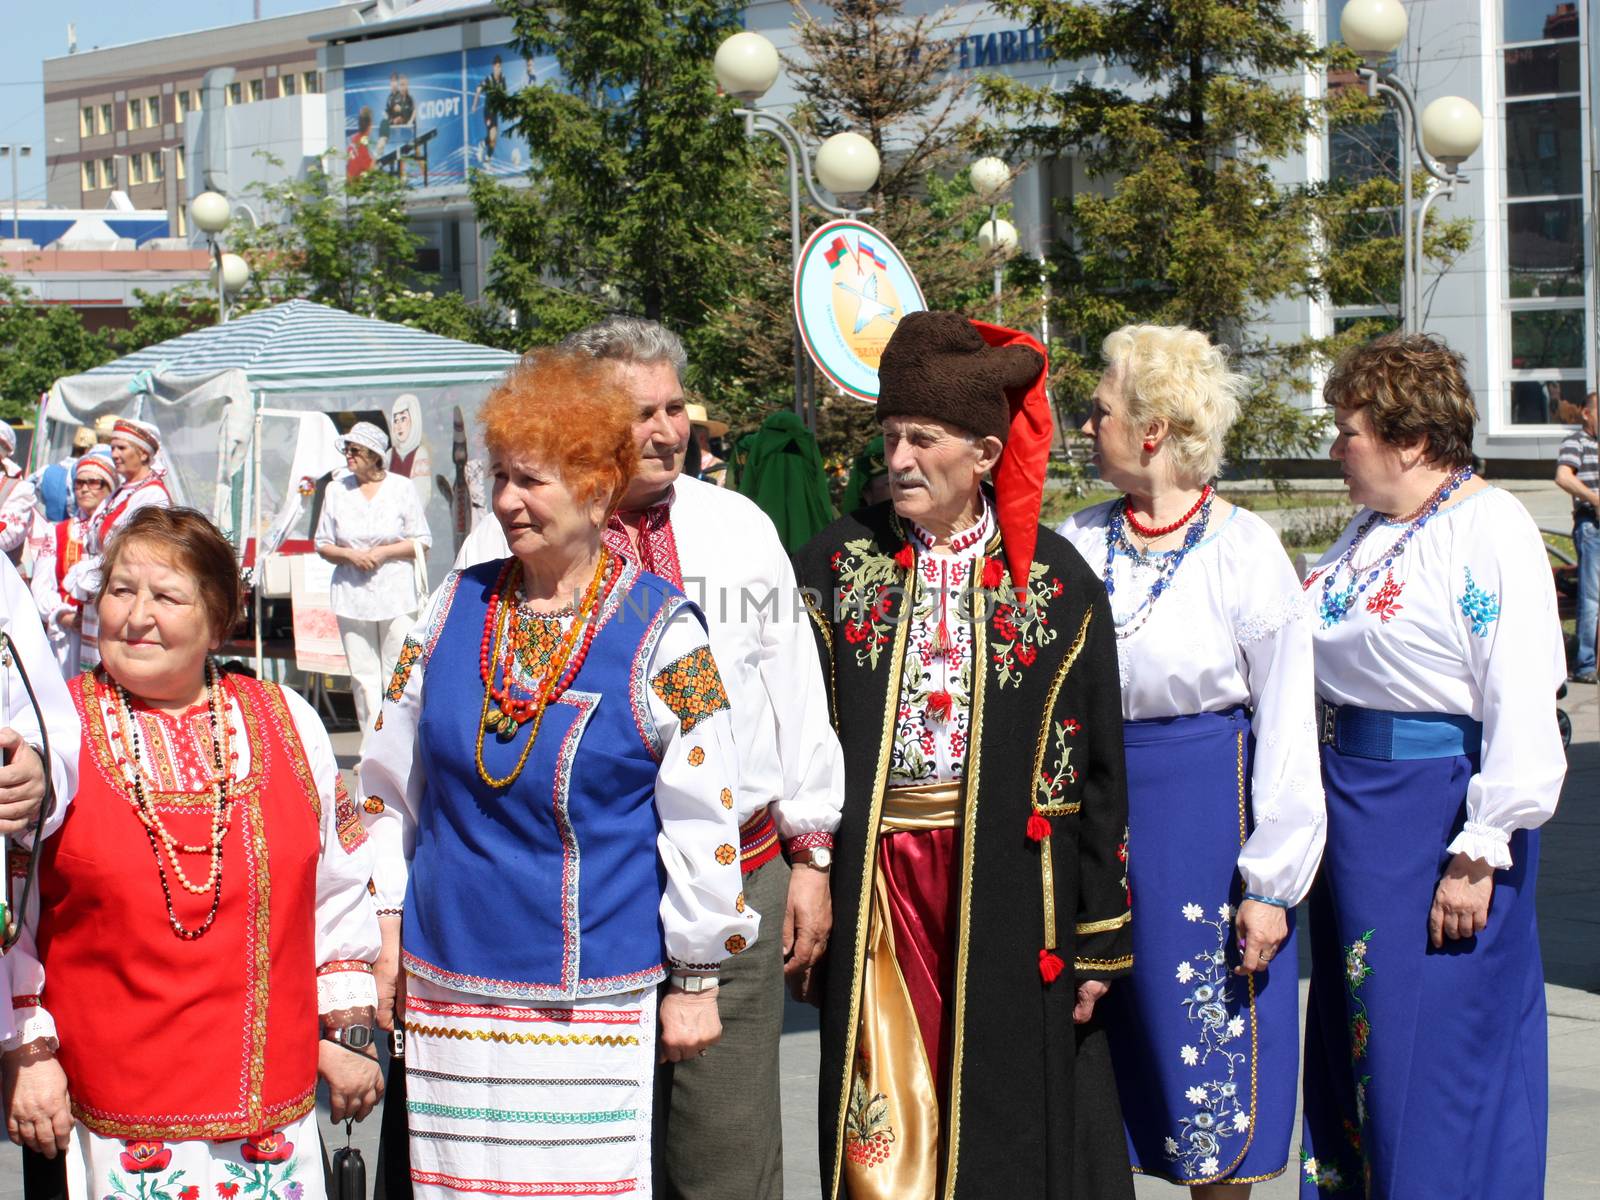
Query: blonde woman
[{"left": 1060, "top": 326, "right": 1325, "bottom": 1195}]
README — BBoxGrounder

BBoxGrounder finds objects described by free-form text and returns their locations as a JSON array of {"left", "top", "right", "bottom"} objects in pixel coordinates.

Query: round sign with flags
[{"left": 794, "top": 218, "right": 926, "bottom": 402}]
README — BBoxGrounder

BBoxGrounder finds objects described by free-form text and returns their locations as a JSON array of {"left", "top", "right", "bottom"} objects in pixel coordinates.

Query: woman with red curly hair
[{"left": 359, "top": 349, "right": 754, "bottom": 1199}]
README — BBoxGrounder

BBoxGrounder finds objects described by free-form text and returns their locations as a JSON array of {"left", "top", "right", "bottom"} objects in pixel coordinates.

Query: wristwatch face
[
  {"left": 807, "top": 848, "right": 833, "bottom": 869},
  {"left": 337, "top": 1025, "right": 374, "bottom": 1050}
]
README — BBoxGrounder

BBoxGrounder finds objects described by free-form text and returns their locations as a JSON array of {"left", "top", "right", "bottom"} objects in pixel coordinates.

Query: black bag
[{"left": 332, "top": 1128, "right": 368, "bottom": 1200}]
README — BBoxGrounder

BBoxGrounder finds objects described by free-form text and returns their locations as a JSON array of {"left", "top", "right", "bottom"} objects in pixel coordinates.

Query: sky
[{"left": 0, "top": 0, "right": 341, "bottom": 206}]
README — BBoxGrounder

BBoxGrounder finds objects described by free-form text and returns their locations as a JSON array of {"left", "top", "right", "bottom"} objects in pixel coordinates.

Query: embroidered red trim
[
  {"left": 785, "top": 831, "right": 835, "bottom": 853},
  {"left": 738, "top": 806, "right": 781, "bottom": 874}
]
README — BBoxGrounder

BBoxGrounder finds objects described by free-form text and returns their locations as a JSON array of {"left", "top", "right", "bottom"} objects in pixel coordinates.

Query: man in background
[{"left": 1556, "top": 391, "right": 1599, "bottom": 683}]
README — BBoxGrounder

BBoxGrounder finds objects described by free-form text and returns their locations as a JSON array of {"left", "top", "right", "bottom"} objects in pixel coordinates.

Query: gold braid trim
[
  {"left": 402, "top": 1022, "right": 640, "bottom": 1048},
  {"left": 1074, "top": 954, "right": 1134, "bottom": 972},
  {"left": 1076, "top": 911, "right": 1131, "bottom": 935}
]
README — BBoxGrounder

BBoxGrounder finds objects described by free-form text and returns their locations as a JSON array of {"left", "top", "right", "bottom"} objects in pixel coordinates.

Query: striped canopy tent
[{"left": 46, "top": 300, "right": 519, "bottom": 668}]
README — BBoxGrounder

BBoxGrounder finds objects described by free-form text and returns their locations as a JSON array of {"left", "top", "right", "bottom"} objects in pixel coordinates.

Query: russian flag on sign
[
  {"left": 858, "top": 239, "right": 888, "bottom": 269},
  {"left": 823, "top": 236, "right": 850, "bottom": 267}
]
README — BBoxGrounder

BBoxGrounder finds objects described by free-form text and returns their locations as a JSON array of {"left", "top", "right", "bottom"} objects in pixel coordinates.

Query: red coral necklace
[{"left": 1122, "top": 486, "right": 1213, "bottom": 540}]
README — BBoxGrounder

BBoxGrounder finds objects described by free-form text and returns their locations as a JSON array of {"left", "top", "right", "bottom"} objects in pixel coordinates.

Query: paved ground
[{"left": 2, "top": 480, "right": 1594, "bottom": 1198}]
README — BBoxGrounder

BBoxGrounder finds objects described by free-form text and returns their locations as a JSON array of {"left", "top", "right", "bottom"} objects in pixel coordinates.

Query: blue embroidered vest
[{"left": 403, "top": 559, "right": 689, "bottom": 1000}]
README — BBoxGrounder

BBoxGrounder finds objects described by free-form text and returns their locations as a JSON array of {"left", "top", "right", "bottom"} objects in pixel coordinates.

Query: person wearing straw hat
[
  {"left": 30, "top": 450, "right": 117, "bottom": 675},
  {"left": 315, "top": 421, "right": 431, "bottom": 747},
  {"left": 685, "top": 401, "right": 728, "bottom": 485},
  {"left": 793, "top": 311, "right": 1134, "bottom": 1200}
]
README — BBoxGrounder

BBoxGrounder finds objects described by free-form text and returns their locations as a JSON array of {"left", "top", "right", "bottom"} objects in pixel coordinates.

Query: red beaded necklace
[{"left": 1122, "top": 485, "right": 1213, "bottom": 540}]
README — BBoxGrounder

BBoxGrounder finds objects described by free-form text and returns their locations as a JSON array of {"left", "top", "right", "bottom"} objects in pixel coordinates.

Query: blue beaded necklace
[
  {"left": 1317, "top": 465, "right": 1473, "bottom": 629},
  {"left": 1103, "top": 491, "right": 1214, "bottom": 641}
]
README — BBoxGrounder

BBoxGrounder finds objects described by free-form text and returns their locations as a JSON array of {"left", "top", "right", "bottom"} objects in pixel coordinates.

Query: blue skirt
[
  {"left": 1299, "top": 746, "right": 1547, "bottom": 1198},
  {"left": 1105, "top": 707, "right": 1298, "bottom": 1186}
]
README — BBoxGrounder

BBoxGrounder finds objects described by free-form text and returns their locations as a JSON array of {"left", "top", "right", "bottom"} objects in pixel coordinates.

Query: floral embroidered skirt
[
  {"left": 63, "top": 1110, "right": 322, "bottom": 1200},
  {"left": 402, "top": 975, "right": 656, "bottom": 1199},
  {"left": 1300, "top": 746, "right": 1546, "bottom": 1198},
  {"left": 1104, "top": 707, "right": 1299, "bottom": 1186}
]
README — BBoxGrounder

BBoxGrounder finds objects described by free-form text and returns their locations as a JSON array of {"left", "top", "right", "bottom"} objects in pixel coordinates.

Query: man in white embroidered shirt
[{"left": 450, "top": 317, "right": 844, "bottom": 1199}]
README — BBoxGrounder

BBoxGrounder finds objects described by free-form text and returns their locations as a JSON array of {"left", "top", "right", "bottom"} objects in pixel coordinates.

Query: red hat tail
[{"left": 970, "top": 319, "right": 1052, "bottom": 594}]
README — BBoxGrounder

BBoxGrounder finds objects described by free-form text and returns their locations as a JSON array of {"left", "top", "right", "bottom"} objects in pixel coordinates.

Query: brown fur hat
[{"left": 875, "top": 311, "right": 1045, "bottom": 442}]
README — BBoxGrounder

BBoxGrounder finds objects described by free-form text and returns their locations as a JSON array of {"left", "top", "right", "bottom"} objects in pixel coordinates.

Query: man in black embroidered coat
[{"left": 793, "top": 312, "right": 1135, "bottom": 1200}]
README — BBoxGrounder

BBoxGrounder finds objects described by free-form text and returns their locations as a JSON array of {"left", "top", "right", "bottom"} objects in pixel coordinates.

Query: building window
[
  {"left": 176, "top": 91, "right": 188, "bottom": 123},
  {"left": 303, "top": 71, "right": 321, "bottom": 94},
  {"left": 227, "top": 82, "right": 241, "bottom": 106},
  {"left": 99, "top": 103, "right": 113, "bottom": 135},
  {"left": 1502, "top": 1, "right": 1587, "bottom": 426},
  {"left": 100, "top": 157, "right": 115, "bottom": 190},
  {"left": 127, "top": 99, "right": 142, "bottom": 130},
  {"left": 147, "top": 95, "right": 161, "bottom": 126},
  {"left": 128, "top": 154, "right": 144, "bottom": 185},
  {"left": 148, "top": 151, "right": 164, "bottom": 182},
  {"left": 176, "top": 144, "right": 186, "bottom": 180},
  {"left": 250, "top": 78, "right": 265, "bottom": 102},
  {"left": 281, "top": 72, "right": 298, "bottom": 97},
  {"left": 80, "top": 160, "right": 96, "bottom": 190},
  {"left": 176, "top": 204, "right": 186, "bottom": 237},
  {"left": 80, "top": 106, "right": 97, "bottom": 137}
]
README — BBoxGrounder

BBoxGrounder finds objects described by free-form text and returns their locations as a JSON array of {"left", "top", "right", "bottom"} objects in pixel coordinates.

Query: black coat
[{"left": 794, "top": 501, "right": 1135, "bottom": 1200}]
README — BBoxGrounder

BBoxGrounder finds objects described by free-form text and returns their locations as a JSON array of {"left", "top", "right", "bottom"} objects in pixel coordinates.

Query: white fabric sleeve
[
  {"left": 28, "top": 529, "right": 63, "bottom": 629},
  {"left": 280, "top": 687, "right": 382, "bottom": 1013},
  {"left": 312, "top": 481, "right": 340, "bottom": 550},
  {"left": 1, "top": 555, "right": 79, "bottom": 837},
  {"left": 0, "top": 480, "right": 38, "bottom": 553},
  {"left": 758, "top": 531, "right": 844, "bottom": 847},
  {"left": 398, "top": 475, "right": 432, "bottom": 550},
  {"left": 2, "top": 872, "right": 55, "bottom": 1051},
  {"left": 357, "top": 580, "right": 449, "bottom": 912},
  {"left": 1234, "top": 573, "right": 1326, "bottom": 906},
  {"left": 1445, "top": 510, "right": 1567, "bottom": 868},
  {"left": 650, "top": 604, "right": 760, "bottom": 971}
]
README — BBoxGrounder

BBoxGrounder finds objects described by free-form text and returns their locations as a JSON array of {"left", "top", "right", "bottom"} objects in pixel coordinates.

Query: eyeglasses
[
  {"left": 74, "top": 479, "right": 110, "bottom": 491},
  {"left": 342, "top": 448, "right": 366, "bottom": 459}
]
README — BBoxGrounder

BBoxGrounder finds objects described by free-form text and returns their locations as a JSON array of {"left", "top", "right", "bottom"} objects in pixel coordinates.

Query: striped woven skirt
[{"left": 403, "top": 975, "right": 656, "bottom": 1199}]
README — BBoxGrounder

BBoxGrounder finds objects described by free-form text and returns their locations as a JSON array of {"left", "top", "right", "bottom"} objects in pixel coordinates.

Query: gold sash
[{"left": 842, "top": 783, "right": 960, "bottom": 1199}]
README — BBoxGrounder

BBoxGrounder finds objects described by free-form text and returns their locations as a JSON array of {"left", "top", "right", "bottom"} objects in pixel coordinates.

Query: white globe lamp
[
  {"left": 969, "top": 157, "right": 1011, "bottom": 205},
  {"left": 976, "top": 218, "right": 1019, "bottom": 259},
  {"left": 814, "top": 131, "right": 880, "bottom": 198},
  {"left": 1340, "top": 0, "right": 1408, "bottom": 60},
  {"left": 1420, "top": 96, "right": 1483, "bottom": 169},
  {"left": 190, "top": 191, "right": 231, "bottom": 236},
  {"left": 713, "top": 32, "right": 780, "bottom": 103},
  {"left": 216, "top": 252, "right": 250, "bottom": 295}
]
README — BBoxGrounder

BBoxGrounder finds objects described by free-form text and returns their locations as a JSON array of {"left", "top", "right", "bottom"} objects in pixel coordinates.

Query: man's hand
[
  {"left": 783, "top": 865, "right": 832, "bottom": 999},
  {"left": 375, "top": 915, "right": 404, "bottom": 1032},
  {"left": 317, "top": 1040, "right": 383, "bottom": 1123},
  {"left": 1233, "top": 899, "right": 1290, "bottom": 975},
  {"left": 658, "top": 989, "right": 721, "bottom": 1063},
  {"left": 1430, "top": 852, "right": 1494, "bottom": 949},
  {"left": 0, "top": 730, "right": 47, "bottom": 837},
  {"left": 2, "top": 1041, "right": 72, "bottom": 1156},
  {"left": 1073, "top": 979, "right": 1109, "bottom": 1025}
]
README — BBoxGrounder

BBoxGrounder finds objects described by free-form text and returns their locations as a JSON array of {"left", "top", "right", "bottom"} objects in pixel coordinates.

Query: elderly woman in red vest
[{"left": 2, "top": 507, "right": 382, "bottom": 1200}]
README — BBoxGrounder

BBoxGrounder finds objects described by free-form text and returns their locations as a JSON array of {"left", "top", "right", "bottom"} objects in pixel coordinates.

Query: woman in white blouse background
[
  {"left": 1062, "top": 325, "right": 1325, "bottom": 1196},
  {"left": 1298, "top": 334, "right": 1564, "bottom": 1199},
  {"left": 315, "top": 420, "right": 431, "bottom": 745}
]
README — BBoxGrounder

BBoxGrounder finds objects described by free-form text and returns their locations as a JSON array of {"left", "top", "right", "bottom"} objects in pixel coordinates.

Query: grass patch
[{"left": 1224, "top": 489, "right": 1350, "bottom": 513}]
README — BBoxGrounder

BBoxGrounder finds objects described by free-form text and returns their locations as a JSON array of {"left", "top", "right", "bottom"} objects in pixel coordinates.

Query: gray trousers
[{"left": 655, "top": 854, "right": 788, "bottom": 1200}]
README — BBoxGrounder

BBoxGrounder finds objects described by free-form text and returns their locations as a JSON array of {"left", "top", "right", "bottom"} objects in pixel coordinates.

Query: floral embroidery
[
  {"left": 1457, "top": 567, "right": 1500, "bottom": 637},
  {"left": 1303, "top": 930, "right": 1374, "bottom": 1192},
  {"left": 650, "top": 645, "right": 731, "bottom": 733},
  {"left": 119, "top": 1141, "right": 172, "bottom": 1174},
  {"left": 363, "top": 796, "right": 385, "bottom": 814},
  {"left": 714, "top": 843, "right": 737, "bottom": 866},
  {"left": 1117, "top": 826, "right": 1130, "bottom": 907},
  {"left": 843, "top": 1049, "right": 896, "bottom": 1169},
  {"left": 735, "top": 892, "right": 746, "bottom": 913},
  {"left": 1318, "top": 580, "right": 1357, "bottom": 630},
  {"left": 1166, "top": 902, "right": 1251, "bottom": 1182},
  {"left": 1033, "top": 715, "right": 1080, "bottom": 813},
  {"left": 384, "top": 636, "right": 423, "bottom": 702},
  {"left": 1363, "top": 571, "right": 1404, "bottom": 623},
  {"left": 831, "top": 538, "right": 907, "bottom": 669},
  {"left": 334, "top": 776, "right": 366, "bottom": 853},
  {"left": 988, "top": 560, "right": 1062, "bottom": 688},
  {"left": 720, "top": 787, "right": 733, "bottom": 809},
  {"left": 687, "top": 746, "right": 704, "bottom": 767},
  {"left": 724, "top": 934, "right": 747, "bottom": 954},
  {"left": 891, "top": 553, "right": 975, "bottom": 784}
]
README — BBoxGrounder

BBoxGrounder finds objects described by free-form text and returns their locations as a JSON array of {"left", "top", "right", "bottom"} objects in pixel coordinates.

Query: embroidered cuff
[
  {"left": 784, "top": 831, "right": 835, "bottom": 854},
  {"left": 1445, "top": 822, "right": 1513, "bottom": 871},
  {"left": 316, "top": 961, "right": 378, "bottom": 1012},
  {"left": 1243, "top": 892, "right": 1292, "bottom": 909},
  {"left": 3, "top": 999, "right": 56, "bottom": 1053}
]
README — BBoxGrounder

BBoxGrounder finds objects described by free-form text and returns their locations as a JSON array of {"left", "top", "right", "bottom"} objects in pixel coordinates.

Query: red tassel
[
  {"left": 1026, "top": 811, "right": 1051, "bottom": 842},
  {"left": 1038, "top": 948, "right": 1065, "bottom": 984},
  {"left": 926, "top": 690, "right": 953, "bottom": 722},
  {"left": 981, "top": 556, "right": 1005, "bottom": 590},
  {"left": 893, "top": 543, "right": 915, "bottom": 571}
]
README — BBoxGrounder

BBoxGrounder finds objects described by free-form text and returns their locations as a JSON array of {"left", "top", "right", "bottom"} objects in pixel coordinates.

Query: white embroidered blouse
[
  {"left": 314, "top": 470, "right": 432, "bottom": 621},
  {"left": 1060, "top": 501, "right": 1327, "bottom": 906},
  {"left": 359, "top": 562, "right": 758, "bottom": 978},
  {"left": 1306, "top": 486, "right": 1566, "bottom": 868},
  {"left": 4, "top": 682, "right": 381, "bottom": 1050}
]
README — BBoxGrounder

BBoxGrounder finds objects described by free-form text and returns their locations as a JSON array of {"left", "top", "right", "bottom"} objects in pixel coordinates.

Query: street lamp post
[
  {"left": 1338, "top": 0, "right": 1483, "bottom": 332},
  {"left": 189, "top": 190, "right": 252, "bottom": 324},
  {"left": 714, "top": 31, "right": 882, "bottom": 433},
  {"left": 969, "top": 157, "right": 1016, "bottom": 320},
  {"left": 0, "top": 146, "right": 33, "bottom": 241}
]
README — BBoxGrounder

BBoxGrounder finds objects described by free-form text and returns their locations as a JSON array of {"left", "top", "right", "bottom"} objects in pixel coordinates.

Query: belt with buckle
[{"left": 1316, "top": 698, "right": 1482, "bottom": 762}]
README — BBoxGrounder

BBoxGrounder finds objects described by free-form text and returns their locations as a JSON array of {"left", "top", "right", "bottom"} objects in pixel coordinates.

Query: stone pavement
[{"left": 2, "top": 480, "right": 1594, "bottom": 1199}]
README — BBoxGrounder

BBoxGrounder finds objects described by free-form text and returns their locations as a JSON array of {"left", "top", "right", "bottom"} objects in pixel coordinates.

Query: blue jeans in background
[{"left": 1575, "top": 516, "right": 1599, "bottom": 675}]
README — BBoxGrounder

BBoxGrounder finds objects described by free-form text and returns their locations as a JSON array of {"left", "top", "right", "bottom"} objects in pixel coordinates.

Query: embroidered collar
[{"left": 909, "top": 497, "right": 993, "bottom": 560}]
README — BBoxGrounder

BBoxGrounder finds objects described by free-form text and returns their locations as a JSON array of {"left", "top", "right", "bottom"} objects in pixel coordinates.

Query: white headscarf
[{"left": 391, "top": 393, "right": 423, "bottom": 457}]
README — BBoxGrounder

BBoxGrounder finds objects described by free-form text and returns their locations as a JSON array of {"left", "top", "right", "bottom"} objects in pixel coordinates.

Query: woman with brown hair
[
  {"left": 2, "top": 506, "right": 382, "bottom": 1199},
  {"left": 1299, "top": 333, "right": 1565, "bottom": 1197},
  {"left": 359, "top": 349, "right": 753, "bottom": 1199}
]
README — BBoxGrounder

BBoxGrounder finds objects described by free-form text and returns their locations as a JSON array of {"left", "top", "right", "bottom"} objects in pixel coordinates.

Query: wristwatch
[
  {"left": 669, "top": 973, "right": 720, "bottom": 994},
  {"left": 322, "top": 1024, "right": 377, "bottom": 1051},
  {"left": 791, "top": 846, "right": 832, "bottom": 870}
]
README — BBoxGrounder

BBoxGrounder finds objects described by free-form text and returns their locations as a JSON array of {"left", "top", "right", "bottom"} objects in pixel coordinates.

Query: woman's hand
[
  {"left": 0, "top": 731, "right": 48, "bottom": 836},
  {"left": 1073, "top": 979, "right": 1109, "bottom": 1024},
  {"left": 658, "top": 988, "right": 721, "bottom": 1063},
  {"left": 2, "top": 1041, "right": 73, "bottom": 1156},
  {"left": 345, "top": 549, "right": 380, "bottom": 573},
  {"left": 375, "top": 916, "right": 405, "bottom": 1033},
  {"left": 1430, "top": 852, "right": 1494, "bottom": 948},
  {"left": 57, "top": 608, "right": 78, "bottom": 633},
  {"left": 318, "top": 1040, "right": 383, "bottom": 1123},
  {"left": 1233, "top": 899, "right": 1290, "bottom": 975}
]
